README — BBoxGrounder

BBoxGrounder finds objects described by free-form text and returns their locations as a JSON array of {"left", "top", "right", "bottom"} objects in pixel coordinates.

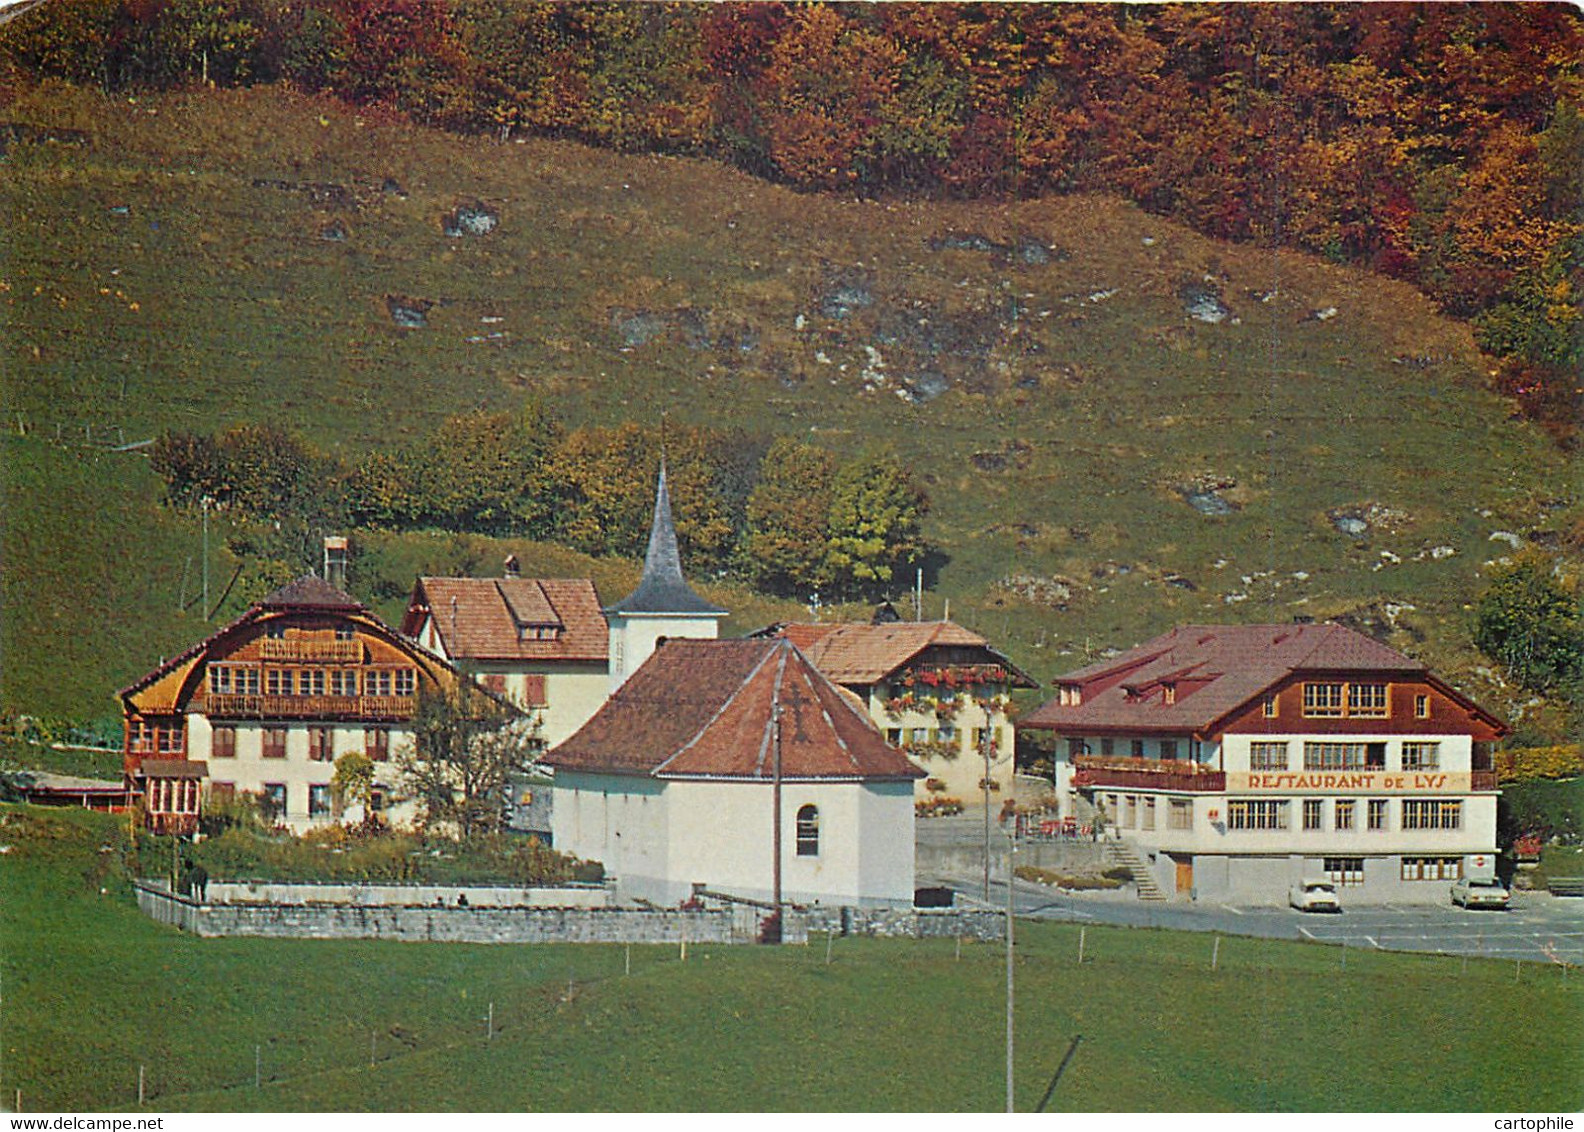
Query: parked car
[
  {"left": 1289, "top": 879, "right": 1342, "bottom": 912},
  {"left": 1451, "top": 876, "right": 1510, "bottom": 909}
]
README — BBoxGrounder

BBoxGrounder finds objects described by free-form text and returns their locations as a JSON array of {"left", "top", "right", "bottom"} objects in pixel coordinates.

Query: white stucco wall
[
  {"left": 606, "top": 611, "right": 722, "bottom": 690},
  {"left": 551, "top": 770, "right": 914, "bottom": 908},
  {"left": 189, "top": 713, "right": 413, "bottom": 833}
]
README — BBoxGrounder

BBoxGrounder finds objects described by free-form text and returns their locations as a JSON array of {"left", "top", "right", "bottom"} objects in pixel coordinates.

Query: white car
[
  {"left": 1289, "top": 879, "right": 1342, "bottom": 912},
  {"left": 1451, "top": 876, "right": 1510, "bottom": 909}
]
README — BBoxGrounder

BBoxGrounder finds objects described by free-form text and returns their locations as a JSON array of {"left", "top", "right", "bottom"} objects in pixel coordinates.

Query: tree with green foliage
[
  {"left": 331, "top": 751, "right": 375, "bottom": 817},
  {"left": 822, "top": 448, "right": 929, "bottom": 600},
  {"left": 737, "top": 436, "right": 834, "bottom": 596},
  {"left": 398, "top": 678, "right": 531, "bottom": 839},
  {"left": 1474, "top": 553, "right": 1584, "bottom": 696}
]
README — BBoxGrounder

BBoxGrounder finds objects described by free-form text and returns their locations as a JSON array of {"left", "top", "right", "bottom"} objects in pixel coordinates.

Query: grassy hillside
[
  {"left": 1, "top": 82, "right": 1574, "bottom": 724},
  {"left": 3, "top": 804, "right": 1580, "bottom": 1112}
]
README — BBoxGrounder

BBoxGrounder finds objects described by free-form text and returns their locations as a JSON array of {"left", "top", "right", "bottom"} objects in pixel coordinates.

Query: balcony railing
[
  {"left": 203, "top": 693, "right": 416, "bottom": 720},
  {"left": 1471, "top": 770, "right": 1499, "bottom": 792},
  {"left": 258, "top": 638, "right": 363, "bottom": 662},
  {"left": 1071, "top": 754, "right": 1226, "bottom": 793}
]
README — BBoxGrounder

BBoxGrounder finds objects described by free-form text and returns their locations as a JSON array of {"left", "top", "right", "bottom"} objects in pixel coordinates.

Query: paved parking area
[{"left": 943, "top": 872, "right": 1584, "bottom": 964}]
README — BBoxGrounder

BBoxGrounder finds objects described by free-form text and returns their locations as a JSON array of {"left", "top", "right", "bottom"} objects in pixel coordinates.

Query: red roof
[
  {"left": 756, "top": 620, "right": 1037, "bottom": 688},
  {"left": 403, "top": 577, "right": 609, "bottom": 663},
  {"left": 1021, "top": 622, "right": 1489, "bottom": 736},
  {"left": 543, "top": 639, "right": 922, "bottom": 781}
]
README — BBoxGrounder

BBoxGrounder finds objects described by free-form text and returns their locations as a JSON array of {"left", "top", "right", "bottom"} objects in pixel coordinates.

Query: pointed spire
[{"left": 607, "top": 461, "right": 727, "bottom": 616}]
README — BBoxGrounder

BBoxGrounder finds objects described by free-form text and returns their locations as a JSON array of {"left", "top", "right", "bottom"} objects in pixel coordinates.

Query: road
[{"left": 938, "top": 871, "right": 1584, "bottom": 964}]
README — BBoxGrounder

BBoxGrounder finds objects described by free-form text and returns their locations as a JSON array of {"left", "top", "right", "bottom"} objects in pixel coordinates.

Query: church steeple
[
  {"left": 604, "top": 462, "right": 727, "bottom": 689},
  {"left": 607, "top": 462, "right": 727, "bottom": 617}
]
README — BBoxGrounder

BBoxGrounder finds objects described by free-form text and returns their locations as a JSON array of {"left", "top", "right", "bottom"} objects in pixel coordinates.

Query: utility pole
[
  {"left": 982, "top": 700, "right": 994, "bottom": 901},
  {"left": 201, "top": 496, "right": 210, "bottom": 619},
  {"left": 1006, "top": 832, "right": 1016, "bottom": 1113},
  {"left": 771, "top": 673, "right": 783, "bottom": 941}
]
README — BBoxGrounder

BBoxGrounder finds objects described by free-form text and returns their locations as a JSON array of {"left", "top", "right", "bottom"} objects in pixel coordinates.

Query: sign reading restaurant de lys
[{"left": 1225, "top": 772, "right": 1477, "bottom": 794}]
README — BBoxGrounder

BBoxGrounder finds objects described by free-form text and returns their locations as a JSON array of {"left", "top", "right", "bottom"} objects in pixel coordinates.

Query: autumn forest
[{"left": 4, "top": 1, "right": 1581, "bottom": 442}]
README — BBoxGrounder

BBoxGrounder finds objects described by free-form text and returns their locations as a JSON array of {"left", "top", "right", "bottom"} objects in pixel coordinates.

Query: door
[{"left": 1174, "top": 856, "right": 1194, "bottom": 894}]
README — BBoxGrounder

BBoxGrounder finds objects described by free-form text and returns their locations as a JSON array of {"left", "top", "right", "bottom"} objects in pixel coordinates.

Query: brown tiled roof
[
  {"left": 543, "top": 639, "right": 922, "bottom": 781},
  {"left": 757, "top": 621, "right": 1037, "bottom": 688},
  {"left": 404, "top": 578, "right": 609, "bottom": 663},
  {"left": 259, "top": 575, "right": 364, "bottom": 610},
  {"left": 121, "top": 577, "right": 466, "bottom": 711},
  {"left": 1021, "top": 623, "right": 1436, "bottom": 735}
]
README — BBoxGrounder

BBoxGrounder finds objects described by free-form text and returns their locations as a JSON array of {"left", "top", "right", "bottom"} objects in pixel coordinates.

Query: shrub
[{"left": 1496, "top": 744, "right": 1583, "bottom": 783}]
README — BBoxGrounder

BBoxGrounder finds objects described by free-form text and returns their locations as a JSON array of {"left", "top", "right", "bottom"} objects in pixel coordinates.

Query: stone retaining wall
[
  {"left": 793, "top": 906, "right": 1004, "bottom": 941},
  {"left": 135, "top": 882, "right": 1004, "bottom": 945},
  {"left": 135, "top": 882, "right": 734, "bottom": 944},
  {"left": 206, "top": 881, "right": 609, "bottom": 908}
]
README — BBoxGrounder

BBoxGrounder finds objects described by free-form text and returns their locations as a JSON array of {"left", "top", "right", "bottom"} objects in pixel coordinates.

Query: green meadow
[
  {"left": 1, "top": 83, "right": 1573, "bottom": 731},
  {"left": 2, "top": 805, "right": 1579, "bottom": 1112}
]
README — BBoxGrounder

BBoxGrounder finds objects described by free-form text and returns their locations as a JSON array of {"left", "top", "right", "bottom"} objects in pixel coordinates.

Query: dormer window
[
  {"left": 1163, "top": 683, "right": 1177, "bottom": 706},
  {"left": 519, "top": 623, "right": 562, "bottom": 642},
  {"left": 1058, "top": 684, "right": 1082, "bottom": 706}
]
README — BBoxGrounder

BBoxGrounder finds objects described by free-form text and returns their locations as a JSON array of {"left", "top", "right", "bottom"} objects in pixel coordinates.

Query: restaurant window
[
  {"left": 365, "top": 670, "right": 392, "bottom": 697},
  {"left": 1347, "top": 683, "right": 1388, "bottom": 718},
  {"left": 1226, "top": 799, "right": 1289, "bottom": 831},
  {"left": 1250, "top": 742, "right": 1288, "bottom": 771},
  {"left": 1367, "top": 798, "right": 1390, "bottom": 831},
  {"left": 212, "top": 726, "right": 236, "bottom": 759},
  {"left": 1304, "top": 681, "right": 1389, "bottom": 719},
  {"left": 1325, "top": 857, "right": 1365, "bottom": 886},
  {"left": 1402, "top": 800, "right": 1461, "bottom": 830},
  {"left": 262, "top": 727, "right": 287, "bottom": 759},
  {"left": 330, "top": 670, "right": 354, "bottom": 696},
  {"left": 1334, "top": 800, "right": 1355, "bottom": 831},
  {"left": 1302, "top": 682, "right": 1345, "bottom": 717},
  {"left": 209, "top": 667, "right": 232, "bottom": 695},
  {"left": 308, "top": 784, "right": 331, "bottom": 818},
  {"left": 1402, "top": 856, "right": 1461, "bottom": 881},
  {"left": 302, "top": 669, "right": 325, "bottom": 697},
  {"left": 1304, "top": 743, "right": 1384, "bottom": 770},
  {"left": 1160, "top": 740, "right": 1179, "bottom": 760},
  {"left": 266, "top": 669, "right": 287, "bottom": 696},
  {"left": 1168, "top": 799, "right": 1193, "bottom": 830},
  {"left": 795, "top": 804, "right": 819, "bottom": 857},
  {"left": 1303, "top": 799, "right": 1324, "bottom": 831},
  {"left": 1401, "top": 742, "right": 1440, "bottom": 771}
]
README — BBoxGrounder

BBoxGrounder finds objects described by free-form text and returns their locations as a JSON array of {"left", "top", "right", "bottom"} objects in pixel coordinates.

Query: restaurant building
[{"left": 1019, "top": 622, "right": 1506, "bottom": 904}]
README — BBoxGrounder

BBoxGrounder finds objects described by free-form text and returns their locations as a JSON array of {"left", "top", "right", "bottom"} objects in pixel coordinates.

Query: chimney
[
  {"left": 323, "top": 536, "right": 349, "bottom": 591},
  {"left": 503, "top": 554, "right": 520, "bottom": 579}
]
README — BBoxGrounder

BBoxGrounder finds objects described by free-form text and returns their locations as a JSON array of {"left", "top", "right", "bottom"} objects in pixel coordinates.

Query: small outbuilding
[{"left": 543, "top": 637, "right": 924, "bottom": 909}]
